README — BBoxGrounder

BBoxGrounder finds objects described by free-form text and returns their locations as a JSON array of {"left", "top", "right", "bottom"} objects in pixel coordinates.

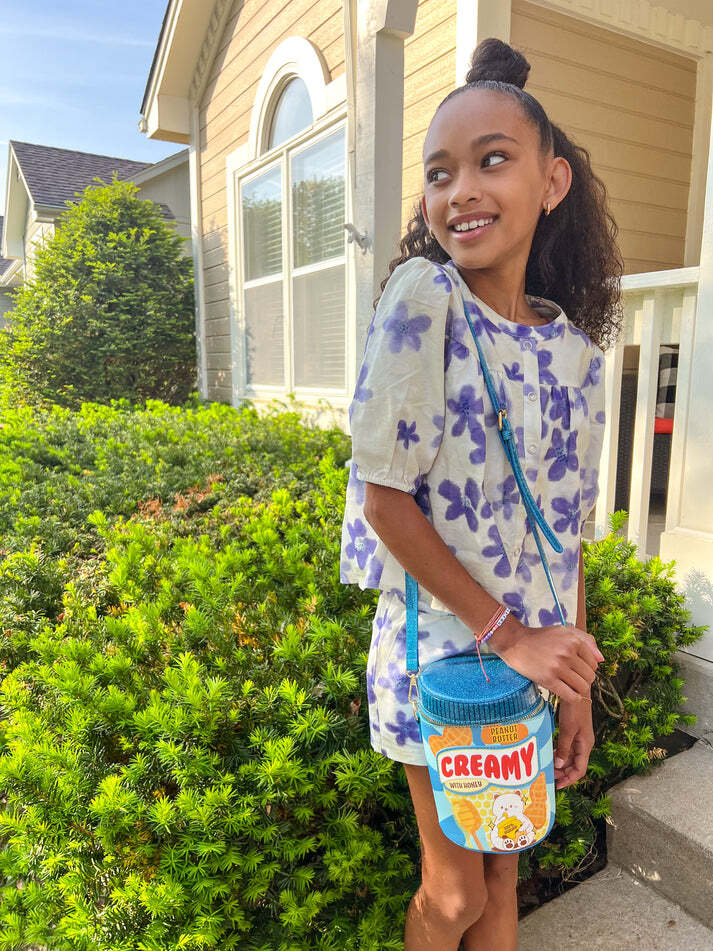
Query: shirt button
[
  {"left": 528, "top": 391, "right": 537, "bottom": 401},
  {"left": 528, "top": 444, "right": 537, "bottom": 454}
]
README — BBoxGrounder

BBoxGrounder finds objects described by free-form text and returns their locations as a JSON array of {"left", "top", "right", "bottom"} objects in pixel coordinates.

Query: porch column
[
  {"left": 659, "top": 51, "right": 713, "bottom": 737},
  {"left": 456, "top": 0, "right": 512, "bottom": 85},
  {"left": 353, "top": 0, "right": 418, "bottom": 357}
]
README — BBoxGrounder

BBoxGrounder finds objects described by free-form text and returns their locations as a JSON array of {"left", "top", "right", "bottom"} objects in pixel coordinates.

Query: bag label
[{"left": 436, "top": 736, "right": 538, "bottom": 793}]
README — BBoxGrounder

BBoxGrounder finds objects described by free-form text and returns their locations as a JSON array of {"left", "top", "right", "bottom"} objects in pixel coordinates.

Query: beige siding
[
  {"left": 401, "top": 0, "right": 457, "bottom": 231},
  {"left": 511, "top": 0, "right": 697, "bottom": 274},
  {"left": 198, "top": 0, "right": 344, "bottom": 402}
]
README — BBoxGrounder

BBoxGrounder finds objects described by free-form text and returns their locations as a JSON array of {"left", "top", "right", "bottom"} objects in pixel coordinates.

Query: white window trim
[{"left": 226, "top": 35, "right": 351, "bottom": 408}]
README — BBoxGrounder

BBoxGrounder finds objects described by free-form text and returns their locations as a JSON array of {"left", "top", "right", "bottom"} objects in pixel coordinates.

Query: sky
[{"left": 0, "top": 0, "right": 179, "bottom": 212}]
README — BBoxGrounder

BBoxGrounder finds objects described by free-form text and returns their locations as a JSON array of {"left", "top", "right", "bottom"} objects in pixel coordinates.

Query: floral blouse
[{"left": 340, "top": 256, "right": 606, "bottom": 627}]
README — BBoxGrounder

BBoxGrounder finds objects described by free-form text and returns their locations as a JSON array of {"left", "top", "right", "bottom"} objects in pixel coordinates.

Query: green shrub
[
  {"left": 0, "top": 178, "right": 195, "bottom": 410},
  {"left": 0, "top": 394, "right": 706, "bottom": 947},
  {"left": 521, "top": 508, "right": 707, "bottom": 884}
]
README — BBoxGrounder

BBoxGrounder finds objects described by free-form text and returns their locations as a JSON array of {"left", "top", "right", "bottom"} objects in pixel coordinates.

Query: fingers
[{"left": 554, "top": 732, "right": 593, "bottom": 789}]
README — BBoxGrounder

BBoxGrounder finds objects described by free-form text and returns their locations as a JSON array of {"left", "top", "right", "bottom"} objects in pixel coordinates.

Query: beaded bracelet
[{"left": 473, "top": 605, "right": 511, "bottom": 682}]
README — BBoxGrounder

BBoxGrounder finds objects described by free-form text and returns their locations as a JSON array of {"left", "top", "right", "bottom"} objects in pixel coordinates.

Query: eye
[{"left": 426, "top": 152, "right": 508, "bottom": 182}]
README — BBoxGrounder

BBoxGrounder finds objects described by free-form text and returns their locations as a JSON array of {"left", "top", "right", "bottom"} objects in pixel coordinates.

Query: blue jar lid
[{"left": 418, "top": 653, "right": 541, "bottom": 725}]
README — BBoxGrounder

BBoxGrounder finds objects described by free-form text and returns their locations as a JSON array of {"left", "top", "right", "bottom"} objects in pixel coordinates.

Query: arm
[
  {"left": 364, "top": 482, "right": 520, "bottom": 639},
  {"left": 365, "top": 483, "right": 603, "bottom": 702}
]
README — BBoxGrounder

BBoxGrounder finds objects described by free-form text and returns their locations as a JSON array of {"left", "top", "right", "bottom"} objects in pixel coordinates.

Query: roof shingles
[{"left": 9, "top": 142, "right": 175, "bottom": 218}]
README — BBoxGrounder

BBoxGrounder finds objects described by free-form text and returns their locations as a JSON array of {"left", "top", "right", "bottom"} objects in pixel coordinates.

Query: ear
[{"left": 421, "top": 194, "right": 430, "bottom": 231}]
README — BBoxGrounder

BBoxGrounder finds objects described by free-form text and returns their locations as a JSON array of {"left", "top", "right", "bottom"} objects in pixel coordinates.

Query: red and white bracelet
[{"left": 474, "top": 604, "right": 511, "bottom": 682}]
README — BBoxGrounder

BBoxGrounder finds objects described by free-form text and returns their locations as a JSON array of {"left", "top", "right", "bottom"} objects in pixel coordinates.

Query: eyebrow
[{"left": 424, "top": 133, "right": 519, "bottom": 165}]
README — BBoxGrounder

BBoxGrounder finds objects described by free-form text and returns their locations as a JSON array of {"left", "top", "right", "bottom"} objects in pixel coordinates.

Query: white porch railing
[{"left": 593, "top": 267, "right": 700, "bottom": 560}]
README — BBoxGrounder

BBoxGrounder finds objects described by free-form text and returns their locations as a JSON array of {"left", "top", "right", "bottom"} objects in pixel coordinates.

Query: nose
[{"left": 448, "top": 169, "right": 484, "bottom": 207}]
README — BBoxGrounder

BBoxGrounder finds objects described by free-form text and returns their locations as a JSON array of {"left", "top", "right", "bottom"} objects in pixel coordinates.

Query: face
[{"left": 421, "top": 89, "right": 570, "bottom": 274}]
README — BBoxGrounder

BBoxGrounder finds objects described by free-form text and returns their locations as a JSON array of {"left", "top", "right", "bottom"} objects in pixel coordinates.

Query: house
[
  {"left": 0, "top": 217, "right": 17, "bottom": 325},
  {"left": 0, "top": 141, "right": 191, "bottom": 326},
  {"left": 138, "top": 0, "right": 713, "bottom": 735}
]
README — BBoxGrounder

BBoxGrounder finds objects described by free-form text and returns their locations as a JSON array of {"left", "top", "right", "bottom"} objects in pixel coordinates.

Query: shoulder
[
  {"left": 382, "top": 256, "right": 452, "bottom": 304},
  {"left": 562, "top": 318, "right": 605, "bottom": 386}
]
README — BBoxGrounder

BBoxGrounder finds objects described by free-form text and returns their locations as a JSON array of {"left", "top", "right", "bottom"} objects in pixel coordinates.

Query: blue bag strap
[{"left": 404, "top": 270, "right": 567, "bottom": 676}]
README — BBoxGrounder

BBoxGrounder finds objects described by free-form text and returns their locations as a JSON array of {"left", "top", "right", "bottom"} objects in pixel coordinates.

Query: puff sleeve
[
  {"left": 580, "top": 346, "right": 606, "bottom": 523},
  {"left": 349, "top": 257, "right": 448, "bottom": 493}
]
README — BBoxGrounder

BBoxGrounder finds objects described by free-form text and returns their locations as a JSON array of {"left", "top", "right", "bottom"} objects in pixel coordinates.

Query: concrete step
[
  {"left": 518, "top": 864, "right": 713, "bottom": 949},
  {"left": 607, "top": 739, "right": 713, "bottom": 928}
]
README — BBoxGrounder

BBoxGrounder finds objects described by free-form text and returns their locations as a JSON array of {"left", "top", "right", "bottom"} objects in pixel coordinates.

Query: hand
[
  {"left": 489, "top": 616, "right": 604, "bottom": 702},
  {"left": 554, "top": 697, "right": 595, "bottom": 789}
]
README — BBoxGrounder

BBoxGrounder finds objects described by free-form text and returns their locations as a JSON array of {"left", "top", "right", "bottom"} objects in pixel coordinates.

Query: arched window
[
  {"left": 234, "top": 40, "right": 346, "bottom": 397},
  {"left": 267, "top": 78, "right": 313, "bottom": 151}
]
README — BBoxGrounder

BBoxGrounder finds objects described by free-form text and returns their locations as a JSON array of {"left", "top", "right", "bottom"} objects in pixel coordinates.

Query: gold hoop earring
[{"left": 544, "top": 202, "right": 551, "bottom": 216}]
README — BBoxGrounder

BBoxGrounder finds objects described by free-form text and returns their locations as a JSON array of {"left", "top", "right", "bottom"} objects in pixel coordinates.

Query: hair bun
[{"left": 465, "top": 37, "right": 530, "bottom": 89}]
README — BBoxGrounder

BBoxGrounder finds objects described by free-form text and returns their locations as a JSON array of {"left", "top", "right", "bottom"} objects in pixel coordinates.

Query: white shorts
[{"left": 366, "top": 586, "right": 502, "bottom": 766}]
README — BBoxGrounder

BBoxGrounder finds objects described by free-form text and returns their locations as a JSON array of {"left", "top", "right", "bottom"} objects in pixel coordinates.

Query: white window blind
[{"left": 238, "top": 122, "right": 346, "bottom": 395}]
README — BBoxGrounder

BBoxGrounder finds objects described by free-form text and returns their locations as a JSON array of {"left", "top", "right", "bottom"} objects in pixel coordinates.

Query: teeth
[{"left": 453, "top": 217, "right": 494, "bottom": 232}]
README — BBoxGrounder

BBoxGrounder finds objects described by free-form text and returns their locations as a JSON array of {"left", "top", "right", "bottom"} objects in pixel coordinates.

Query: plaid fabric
[{"left": 656, "top": 345, "right": 678, "bottom": 418}]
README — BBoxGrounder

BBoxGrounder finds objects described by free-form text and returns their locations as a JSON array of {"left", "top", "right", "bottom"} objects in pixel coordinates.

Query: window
[
  {"left": 268, "top": 78, "right": 313, "bottom": 150},
  {"left": 239, "top": 118, "right": 346, "bottom": 394}
]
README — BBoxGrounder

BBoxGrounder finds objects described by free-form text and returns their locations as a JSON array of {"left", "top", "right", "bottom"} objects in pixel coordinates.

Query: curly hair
[{"left": 376, "top": 37, "right": 624, "bottom": 351}]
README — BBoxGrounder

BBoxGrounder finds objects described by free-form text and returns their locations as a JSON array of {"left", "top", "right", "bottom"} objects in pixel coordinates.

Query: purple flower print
[
  {"left": 438, "top": 478, "right": 480, "bottom": 532},
  {"left": 515, "top": 549, "right": 541, "bottom": 584},
  {"left": 583, "top": 355, "right": 602, "bottom": 388},
  {"left": 502, "top": 589, "right": 530, "bottom": 626},
  {"left": 345, "top": 519, "right": 376, "bottom": 569},
  {"left": 545, "top": 428, "right": 579, "bottom": 481},
  {"left": 448, "top": 385, "right": 484, "bottom": 437},
  {"left": 397, "top": 419, "right": 420, "bottom": 449},
  {"left": 491, "top": 473, "right": 520, "bottom": 520},
  {"left": 539, "top": 603, "right": 567, "bottom": 626},
  {"left": 573, "top": 387, "right": 588, "bottom": 418},
  {"left": 433, "top": 266, "right": 452, "bottom": 293},
  {"left": 354, "top": 363, "right": 373, "bottom": 403},
  {"left": 384, "top": 710, "right": 422, "bottom": 746},
  {"left": 595, "top": 409, "right": 605, "bottom": 424},
  {"left": 444, "top": 310, "right": 470, "bottom": 370},
  {"left": 348, "top": 460, "right": 366, "bottom": 505},
  {"left": 431, "top": 414, "right": 445, "bottom": 448},
  {"left": 504, "top": 361, "right": 524, "bottom": 382},
  {"left": 374, "top": 610, "right": 392, "bottom": 648},
  {"left": 551, "top": 489, "right": 580, "bottom": 535},
  {"left": 480, "top": 497, "right": 493, "bottom": 519},
  {"left": 581, "top": 465, "right": 599, "bottom": 510},
  {"left": 483, "top": 379, "right": 511, "bottom": 429},
  {"left": 414, "top": 481, "right": 431, "bottom": 518},
  {"left": 552, "top": 546, "right": 580, "bottom": 591},
  {"left": 465, "top": 299, "right": 501, "bottom": 345},
  {"left": 537, "top": 348, "right": 558, "bottom": 386},
  {"left": 366, "top": 664, "right": 377, "bottom": 704},
  {"left": 390, "top": 623, "right": 430, "bottom": 661},
  {"left": 482, "top": 524, "right": 512, "bottom": 578},
  {"left": 378, "top": 662, "right": 412, "bottom": 705},
  {"left": 536, "top": 321, "right": 565, "bottom": 341},
  {"left": 383, "top": 301, "right": 432, "bottom": 353},
  {"left": 548, "top": 386, "right": 571, "bottom": 429},
  {"left": 364, "top": 556, "right": 384, "bottom": 588}
]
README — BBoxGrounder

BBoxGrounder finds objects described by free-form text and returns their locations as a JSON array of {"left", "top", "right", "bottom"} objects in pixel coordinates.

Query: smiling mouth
[{"left": 448, "top": 215, "right": 498, "bottom": 238}]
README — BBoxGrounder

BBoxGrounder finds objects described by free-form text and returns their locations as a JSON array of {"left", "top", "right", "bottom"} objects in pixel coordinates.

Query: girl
[{"left": 340, "top": 37, "right": 623, "bottom": 951}]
